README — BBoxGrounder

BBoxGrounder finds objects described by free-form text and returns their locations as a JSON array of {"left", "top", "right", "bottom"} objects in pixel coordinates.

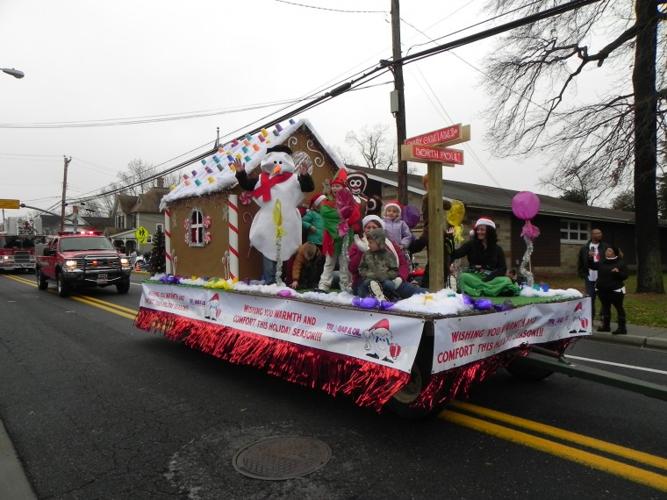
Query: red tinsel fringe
[{"left": 135, "top": 308, "right": 410, "bottom": 411}]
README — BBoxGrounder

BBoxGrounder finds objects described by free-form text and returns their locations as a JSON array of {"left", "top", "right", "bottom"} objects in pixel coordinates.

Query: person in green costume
[{"left": 447, "top": 217, "right": 520, "bottom": 297}]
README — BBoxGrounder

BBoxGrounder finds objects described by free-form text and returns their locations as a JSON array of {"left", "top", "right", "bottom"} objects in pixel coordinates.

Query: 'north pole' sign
[{"left": 400, "top": 144, "right": 464, "bottom": 165}]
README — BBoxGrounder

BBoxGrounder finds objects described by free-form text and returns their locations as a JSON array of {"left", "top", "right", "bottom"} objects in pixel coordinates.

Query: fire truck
[
  {"left": 0, "top": 218, "right": 37, "bottom": 273},
  {"left": 36, "top": 231, "right": 133, "bottom": 296}
]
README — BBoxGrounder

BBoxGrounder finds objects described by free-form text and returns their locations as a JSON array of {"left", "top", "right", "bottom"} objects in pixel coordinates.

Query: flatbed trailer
[{"left": 134, "top": 280, "right": 626, "bottom": 416}]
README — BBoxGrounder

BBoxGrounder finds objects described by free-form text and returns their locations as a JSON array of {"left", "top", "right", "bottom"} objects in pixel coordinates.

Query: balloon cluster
[
  {"left": 159, "top": 274, "right": 182, "bottom": 285},
  {"left": 446, "top": 200, "right": 466, "bottom": 244},
  {"left": 352, "top": 296, "right": 395, "bottom": 310},
  {"left": 401, "top": 204, "right": 421, "bottom": 229}
]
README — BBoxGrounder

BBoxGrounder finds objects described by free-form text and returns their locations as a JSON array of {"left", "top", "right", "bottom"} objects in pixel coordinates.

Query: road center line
[
  {"left": 440, "top": 410, "right": 667, "bottom": 492},
  {"left": 450, "top": 401, "right": 667, "bottom": 471},
  {"left": 565, "top": 355, "right": 667, "bottom": 376}
]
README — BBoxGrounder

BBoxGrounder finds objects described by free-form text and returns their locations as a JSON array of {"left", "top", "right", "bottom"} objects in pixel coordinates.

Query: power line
[{"left": 274, "top": 0, "right": 385, "bottom": 14}]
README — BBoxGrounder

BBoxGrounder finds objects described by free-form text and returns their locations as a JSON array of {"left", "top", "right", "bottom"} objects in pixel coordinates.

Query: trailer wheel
[
  {"left": 36, "top": 269, "right": 48, "bottom": 290},
  {"left": 506, "top": 357, "right": 554, "bottom": 381},
  {"left": 386, "top": 362, "right": 433, "bottom": 419},
  {"left": 56, "top": 272, "right": 69, "bottom": 297}
]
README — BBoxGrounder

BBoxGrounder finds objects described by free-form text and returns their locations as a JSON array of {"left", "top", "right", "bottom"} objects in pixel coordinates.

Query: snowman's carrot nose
[{"left": 272, "top": 165, "right": 282, "bottom": 175}]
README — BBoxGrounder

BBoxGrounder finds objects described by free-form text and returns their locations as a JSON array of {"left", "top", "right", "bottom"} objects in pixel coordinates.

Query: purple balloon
[
  {"left": 512, "top": 191, "right": 540, "bottom": 220},
  {"left": 462, "top": 294, "right": 475, "bottom": 307},
  {"left": 380, "top": 300, "right": 395, "bottom": 310},
  {"left": 401, "top": 204, "right": 421, "bottom": 229},
  {"left": 278, "top": 289, "right": 294, "bottom": 298},
  {"left": 359, "top": 297, "right": 379, "bottom": 309},
  {"left": 474, "top": 298, "right": 494, "bottom": 311}
]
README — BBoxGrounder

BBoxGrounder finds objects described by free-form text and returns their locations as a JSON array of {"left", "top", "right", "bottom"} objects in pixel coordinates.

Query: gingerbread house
[{"left": 160, "top": 118, "right": 341, "bottom": 279}]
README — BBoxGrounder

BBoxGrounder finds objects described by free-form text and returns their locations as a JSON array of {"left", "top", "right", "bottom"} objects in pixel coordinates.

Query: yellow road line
[
  {"left": 451, "top": 401, "right": 667, "bottom": 472},
  {"left": 76, "top": 294, "right": 138, "bottom": 315},
  {"left": 69, "top": 296, "right": 137, "bottom": 321},
  {"left": 3, "top": 274, "right": 136, "bottom": 320},
  {"left": 440, "top": 410, "right": 667, "bottom": 493}
]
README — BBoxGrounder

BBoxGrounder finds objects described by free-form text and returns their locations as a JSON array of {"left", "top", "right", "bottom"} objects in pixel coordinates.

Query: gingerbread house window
[{"left": 190, "top": 209, "right": 204, "bottom": 247}]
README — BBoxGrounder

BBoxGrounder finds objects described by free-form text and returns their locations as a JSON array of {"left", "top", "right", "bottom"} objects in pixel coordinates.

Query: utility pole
[
  {"left": 60, "top": 155, "right": 71, "bottom": 232},
  {"left": 391, "top": 0, "right": 408, "bottom": 205}
]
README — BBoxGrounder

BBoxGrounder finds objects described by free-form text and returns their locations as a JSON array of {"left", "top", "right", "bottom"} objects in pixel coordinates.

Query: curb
[
  {"left": 583, "top": 332, "right": 667, "bottom": 351},
  {"left": 0, "top": 419, "right": 36, "bottom": 500}
]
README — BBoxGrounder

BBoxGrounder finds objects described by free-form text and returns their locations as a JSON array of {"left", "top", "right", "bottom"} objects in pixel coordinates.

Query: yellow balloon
[{"left": 446, "top": 200, "right": 465, "bottom": 226}]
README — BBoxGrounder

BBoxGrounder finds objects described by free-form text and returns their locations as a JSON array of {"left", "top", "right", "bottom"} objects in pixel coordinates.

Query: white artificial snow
[
  {"left": 519, "top": 286, "right": 583, "bottom": 299},
  {"left": 392, "top": 289, "right": 473, "bottom": 316}
]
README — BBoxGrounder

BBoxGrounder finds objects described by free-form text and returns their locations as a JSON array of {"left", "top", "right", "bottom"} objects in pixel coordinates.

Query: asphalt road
[{"left": 1, "top": 273, "right": 666, "bottom": 499}]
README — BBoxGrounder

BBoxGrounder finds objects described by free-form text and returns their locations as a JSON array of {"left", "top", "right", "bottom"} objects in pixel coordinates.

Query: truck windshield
[
  {"left": 0, "top": 236, "right": 35, "bottom": 249},
  {"left": 60, "top": 237, "right": 115, "bottom": 252}
]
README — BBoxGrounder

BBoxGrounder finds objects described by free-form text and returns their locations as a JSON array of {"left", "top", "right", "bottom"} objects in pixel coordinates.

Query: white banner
[
  {"left": 140, "top": 283, "right": 424, "bottom": 373},
  {"left": 432, "top": 298, "right": 592, "bottom": 373}
]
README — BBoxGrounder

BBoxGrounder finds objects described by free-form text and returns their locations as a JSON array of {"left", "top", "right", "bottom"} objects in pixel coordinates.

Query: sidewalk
[
  {"left": 0, "top": 419, "right": 36, "bottom": 500},
  {"left": 585, "top": 322, "right": 667, "bottom": 351}
]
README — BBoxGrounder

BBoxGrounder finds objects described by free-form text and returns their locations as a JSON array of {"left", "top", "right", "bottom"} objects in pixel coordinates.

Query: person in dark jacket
[
  {"left": 589, "top": 245, "right": 628, "bottom": 334},
  {"left": 577, "top": 228, "right": 608, "bottom": 320},
  {"left": 448, "top": 217, "right": 519, "bottom": 297}
]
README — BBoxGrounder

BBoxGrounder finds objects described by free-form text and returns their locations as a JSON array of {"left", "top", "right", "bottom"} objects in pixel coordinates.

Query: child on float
[
  {"left": 290, "top": 241, "right": 324, "bottom": 290},
  {"left": 447, "top": 217, "right": 520, "bottom": 297},
  {"left": 349, "top": 215, "right": 426, "bottom": 299},
  {"left": 357, "top": 228, "right": 399, "bottom": 301},
  {"left": 588, "top": 245, "right": 628, "bottom": 335},
  {"left": 317, "top": 169, "right": 361, "bottom": 292},
  {"left": 302, "top": 192, "right": 325, "bottom": 247},
  {"left": 381, "top": 200, "right": 413, "bottom": 250}
]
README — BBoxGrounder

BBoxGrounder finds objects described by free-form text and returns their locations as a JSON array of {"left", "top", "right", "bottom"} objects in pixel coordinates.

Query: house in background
[
  {"left": 33, "top": 214, "right": 113, "bottom": 236},
  {"left": 109, "top": 180, "right": 169, "bottom": 254},
  {"left": 350, "top": 166, "right": 667, "bottom": 275}
]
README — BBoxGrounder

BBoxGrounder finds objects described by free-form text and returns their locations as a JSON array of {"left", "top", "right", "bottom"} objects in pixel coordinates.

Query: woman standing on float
[{"left": 447, "top": 217, "right": 519, "bottom": 297}]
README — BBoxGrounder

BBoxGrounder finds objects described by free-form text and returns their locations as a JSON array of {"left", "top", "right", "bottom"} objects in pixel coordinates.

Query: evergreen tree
[{"left": 149, "top": 228, "right": 166, "bottom": 274}]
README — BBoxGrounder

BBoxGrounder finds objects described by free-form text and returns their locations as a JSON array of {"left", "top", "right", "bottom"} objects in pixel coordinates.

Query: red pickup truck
[{"left": 36, "top": 232, "right": 132, "bottom": 296}]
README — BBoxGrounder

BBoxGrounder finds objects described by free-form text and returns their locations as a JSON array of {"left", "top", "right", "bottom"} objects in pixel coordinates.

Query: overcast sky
[{"left": 1, "top": 0, "right": 608, "bottom": 219}]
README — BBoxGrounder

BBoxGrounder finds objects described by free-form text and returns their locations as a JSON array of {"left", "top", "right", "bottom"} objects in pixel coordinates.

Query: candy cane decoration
[
  {"left": 164, "top": 208, "right": 173, "bottom": 274},
  {"left": 226, "top": 194, "right": 240, "bottom": 279}
]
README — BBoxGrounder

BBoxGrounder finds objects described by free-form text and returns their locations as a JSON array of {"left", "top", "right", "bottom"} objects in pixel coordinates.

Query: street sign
[
  {"left": 135, "top": 226, "right": 149, "bottom": 244},
  {"left": 400, "top": 144, "right": 464, "bottom": 165},
  {"left": 405, "top": 124, "right": 470, "bottom": 147},
  {"left": 0, "top": 199, "right": 20, "bottom": 209}
]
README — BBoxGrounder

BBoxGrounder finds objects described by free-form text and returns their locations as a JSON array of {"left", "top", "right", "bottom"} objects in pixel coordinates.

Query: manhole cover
[{"left": 232, "top": 436, "right": 331, "bottom": 481}]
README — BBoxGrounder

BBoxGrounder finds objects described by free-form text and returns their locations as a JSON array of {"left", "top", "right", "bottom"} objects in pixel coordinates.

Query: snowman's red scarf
[
  {"left": 252, "top": 172, "right": 294, "bottom": 202},
  {"left": 135, "top": 307, "right": 411, "bottom": 411}
]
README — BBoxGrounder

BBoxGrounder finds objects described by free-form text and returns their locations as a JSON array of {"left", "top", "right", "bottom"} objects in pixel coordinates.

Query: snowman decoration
[
  {"left": 248, "top": 146, "right": 304, "bottom": 274},
  {"left": 362, "top": 318, "right": 401, "bottom": 363}
]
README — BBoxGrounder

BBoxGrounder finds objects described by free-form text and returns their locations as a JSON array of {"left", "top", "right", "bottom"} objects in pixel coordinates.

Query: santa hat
[
  {"left": 330, "top": 168, "right": 348, "bottom": 186},
  {"left": 210, "top": 293, "right": 219, "bottom": 301},
  {"left": 310, "top": 192, "right": 327, "bottom": 209},
  {"left": 362, "top": 214, "right": 385, "bottom": 229},
  {"left": 370, "top": 318, "right": 390, "bottom": 331},
  {"left": 474, "top": 217, "right": 496, "bottom": 229},
  {"left": 383, "top": 200, "right": 402, "bottom": 216}
]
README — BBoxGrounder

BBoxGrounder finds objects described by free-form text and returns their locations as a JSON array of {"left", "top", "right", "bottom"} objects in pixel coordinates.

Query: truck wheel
[
  {"left": 506, "top": 357, "right": 554, "bottom": 381},
  {"left": 56, "top": 273, "right": 69, "bottom": 297},
  {"left": 36, "top": 269, "right": 48, "bottom": 290},
  {"left": 116, "top": 280, "right": 130, "bottom": 294}
]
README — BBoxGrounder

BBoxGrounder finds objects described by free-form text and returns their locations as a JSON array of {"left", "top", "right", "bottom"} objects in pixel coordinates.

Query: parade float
[{"left": 134, "top": 118, "right": 593, "bottom": 416}]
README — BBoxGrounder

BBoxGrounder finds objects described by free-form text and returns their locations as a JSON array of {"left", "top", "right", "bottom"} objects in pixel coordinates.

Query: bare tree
[
  {"left": 483, "top": 0, "right": 665, "bottom": 293},
  {"left": 345, "top": 124, "right": 396, "bottom": 170}
]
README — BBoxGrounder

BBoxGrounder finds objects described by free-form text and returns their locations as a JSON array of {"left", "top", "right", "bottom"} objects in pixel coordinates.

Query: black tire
[
  {"left": 505, "top": 357, "right": 554, "bottom": 381},
  {"left": 36, "top": 269, "right": 48, "bottom": 290},
  {"left": 56, "top": 272, "right": 69, "bottom": 297},
  {"left": 386, "top": 361, "right": 432, "bottom": 418},
  {"left": 116, "top": 279, "right": 130, "bottom": 294}
]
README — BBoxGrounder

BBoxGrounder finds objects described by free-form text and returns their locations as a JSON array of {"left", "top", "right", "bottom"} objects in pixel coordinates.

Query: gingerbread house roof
[{"left": 160, "top": 117, "right": 343, "bottom": 210}]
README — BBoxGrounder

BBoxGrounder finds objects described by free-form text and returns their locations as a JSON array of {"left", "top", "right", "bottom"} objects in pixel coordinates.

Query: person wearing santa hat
[
  {"left": 302, "top": 192, "right": 325, "bottom": 246},
  {"left": 448, "top": 217, "right": 519, "bottom": 297},
  {"left": 381, "top": 200, "right": 414, "bottom": 249},
  {"left": 317, "top": 168, "right": 361, "bottom": 292}
]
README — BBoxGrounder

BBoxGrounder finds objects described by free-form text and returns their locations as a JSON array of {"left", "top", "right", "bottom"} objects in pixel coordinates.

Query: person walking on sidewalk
[
  {"left": 577, "top": 228, "right": 608, "bottom": 321},
  {"left": 589, "top": 245, "right": 628, "bottom": 335}
]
